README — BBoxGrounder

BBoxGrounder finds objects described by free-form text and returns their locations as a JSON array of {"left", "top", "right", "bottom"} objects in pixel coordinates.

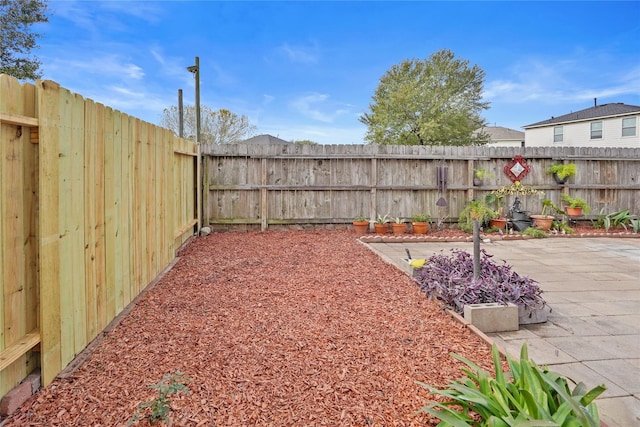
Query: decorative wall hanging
[{"left": 504, "top": 155, "right": 531, "bottom": 183}]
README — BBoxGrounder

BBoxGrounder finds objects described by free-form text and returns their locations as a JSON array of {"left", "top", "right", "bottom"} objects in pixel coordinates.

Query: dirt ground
[{"left": 3, "top": 230, "right": 499, "bottom": 426}]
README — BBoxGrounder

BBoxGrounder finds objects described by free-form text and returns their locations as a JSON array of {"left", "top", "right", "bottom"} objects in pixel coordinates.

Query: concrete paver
[{"left": 364, "top": 236, "right": 640, "bottom": 427}]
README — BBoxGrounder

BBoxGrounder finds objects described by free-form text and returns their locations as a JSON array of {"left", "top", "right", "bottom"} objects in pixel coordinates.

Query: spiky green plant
[{"left": 417, "top": 344, "right": 605, "bottom": 426}]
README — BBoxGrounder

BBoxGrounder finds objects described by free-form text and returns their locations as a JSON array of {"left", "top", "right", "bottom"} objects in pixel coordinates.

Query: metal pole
[
  {"left": 178, "top": 89, "right": 184, "bottom": 138},
  {"left": 187, "top": 57, "right": 202, "bottom": 235},
  {"left": 473, "top": 219, "right": 480, "bottom": 280},
  {"left": 194, "top": 56, "right": 201, "bottom": 145}
]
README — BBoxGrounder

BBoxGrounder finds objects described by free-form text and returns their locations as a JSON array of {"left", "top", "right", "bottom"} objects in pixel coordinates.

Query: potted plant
[
  {"left": 529, "top": 198, "right": 560, "bottom": 231},
  {"left": 472, "top": 168, "right": 494, "bottom": 186},
  {"left": 352, "top": 215, "right": 369, "bottom": 235},
  {"left": 562, "top": 194, "right": 590, "bottom": 217},
  {"left": 373, "top": 213, "right": 390, "bottom": 234},
  {"left": 547, "top": 163, "right": 576, "bottom": 185},
  {"left": 391, "top": 217, "right": 406, "bottom": 235},
  {"left": 484, "top": 193, "right": 507, "bottom": 230},
  {"left": 410, "top": 213, "right": 430, "bottom": 235},
  {"left": 458, "top": 199, "right": 496, "bottom": 233}
]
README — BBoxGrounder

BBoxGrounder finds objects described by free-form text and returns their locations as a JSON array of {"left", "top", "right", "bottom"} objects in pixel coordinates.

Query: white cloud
[
  {"left": 279, "top": 43, "right": 319, "bottom": 64},
  {"left": 484, "top": 56, "right": 640, "bottom": 105},
  {"left": 291, "top": 93, "right": 351, "bottom": 123},
  {"left": 263, "top": 94, "right": 275, "bottom": 105},
  {"left": 46, "top": 54, "right": 144, "bottom": 80}
]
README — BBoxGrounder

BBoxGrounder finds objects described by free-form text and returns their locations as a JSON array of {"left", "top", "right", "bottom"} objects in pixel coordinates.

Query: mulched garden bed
[{"left": 3, "top": 230, "right": 498, "bottom": 426}]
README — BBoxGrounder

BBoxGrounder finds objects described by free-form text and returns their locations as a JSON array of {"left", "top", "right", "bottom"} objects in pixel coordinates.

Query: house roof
[
  {"left": 524, "top": 103, "right": 640, "bottom": 128},
  {"left": 241, "top": 134, "right": 291, "bottom": 144},
  {"left": 479, "top": 126, "right": 524, "bottom": 141}
]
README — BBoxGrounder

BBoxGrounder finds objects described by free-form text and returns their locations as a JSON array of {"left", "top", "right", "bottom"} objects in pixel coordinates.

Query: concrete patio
[{"left": 365, "top": 237, "right": 640, "bottom": 427}]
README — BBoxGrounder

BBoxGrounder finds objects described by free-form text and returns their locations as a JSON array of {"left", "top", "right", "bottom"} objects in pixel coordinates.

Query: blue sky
[{"left": 37, "top": 1, "right": 640, "bottom": 144}]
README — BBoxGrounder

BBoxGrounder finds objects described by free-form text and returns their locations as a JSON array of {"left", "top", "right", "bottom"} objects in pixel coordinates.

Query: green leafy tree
[
  {"left": 360, "top": 49, "right": 490, "bottom": 146},
  {"left": 291, "top": 139, "right": 319, "bottom": 145},
  {"left": 0, "top": 0, "right": 49, "bottom": 80},
  {"left": 160, "top": 105, "right": 257, "bottom": 144}
]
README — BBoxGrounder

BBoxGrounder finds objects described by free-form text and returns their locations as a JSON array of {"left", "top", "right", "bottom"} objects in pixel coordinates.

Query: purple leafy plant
[{"left": 413, "top": 249, "right": 546, "bottom": 315}]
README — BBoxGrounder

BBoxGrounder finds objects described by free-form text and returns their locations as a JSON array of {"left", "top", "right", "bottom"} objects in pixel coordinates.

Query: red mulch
[{"left": 4, "top": 230, "right": 499, "bottom": 426}]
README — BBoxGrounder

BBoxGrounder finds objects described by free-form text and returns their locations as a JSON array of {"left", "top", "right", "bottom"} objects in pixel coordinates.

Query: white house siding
[
  {"left": 487, "top": 140, "right": 523, "bottom": 148},
  {"left": 525, "top": 114, "right": 640, "bottom": 147}
]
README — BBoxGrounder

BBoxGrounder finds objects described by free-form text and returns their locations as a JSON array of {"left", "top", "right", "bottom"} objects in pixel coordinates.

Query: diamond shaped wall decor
[{"left": 504, "top": 155, "right": 531, "bottom": 182}]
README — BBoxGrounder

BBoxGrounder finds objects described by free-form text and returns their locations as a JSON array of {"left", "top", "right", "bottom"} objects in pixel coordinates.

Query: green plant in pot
[
  {"left": 547, "top": 163, "right": 576, "bottom": 185},
  {"left": 484, "top": 193, "right": 507, "bottom": 230},
  {"left": 472, "top": 168, "right": 495, "bottom": 186},
  {"left": 458, "top": 199, "right": 496, "bottom": 233},
  {"left": 562, "top": 194, "right": 591, "bottom": 217},
  {"left": 373, "top": 213, "right": 390, "bottom": 234},
  {"left": 410, "top": 213, "right": 430, "bottom": 235},
  {"left": 352, "top": 215, "right": 369, "bottom": 235},
  {"left": 391, "top": 216, "right": 406, "bottom": 235},
  {"left": 530, "top": 198, "right": 561, "bottom": 231}
]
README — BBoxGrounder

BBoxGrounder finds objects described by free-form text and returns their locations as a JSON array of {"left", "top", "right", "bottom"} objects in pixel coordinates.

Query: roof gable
[
  {"left": 241, "top": 134, "right": 291, "bottom": 144},
  {"left": 479, "top": 126, "right": 524, "bottom": 140},
  {"left": 524, "top": 103, "right": 640, "bottom": 128}
]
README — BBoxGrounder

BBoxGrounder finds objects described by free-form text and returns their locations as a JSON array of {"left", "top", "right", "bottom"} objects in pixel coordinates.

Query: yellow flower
[{"left": 410, "top": 259, "right": 426, "bottom": 268}]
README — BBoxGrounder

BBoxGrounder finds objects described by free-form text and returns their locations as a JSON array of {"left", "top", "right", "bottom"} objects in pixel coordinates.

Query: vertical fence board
[
  {"left": 69, "top": 93, "right": 86, "bottom": 359},
  {"left": 83, "top": 100, "right": 98, "bottom": 342},
  {"left": 0, "top": 77, "right": 27, "bottom": 395},
  {"left": 37, "top": 80, "right": 63, "bottom": 386},
  {"left": 103, "top": 107, "right": 116, "bottom": 325}
]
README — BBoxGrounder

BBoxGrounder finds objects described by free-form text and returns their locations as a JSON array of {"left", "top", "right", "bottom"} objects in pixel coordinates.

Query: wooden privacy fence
[
  {"left": 0, "top": 75, "right": 197, "bottom": 398},
  {"left": 203, "top": 143, "right": 640, "bottom": 230}
]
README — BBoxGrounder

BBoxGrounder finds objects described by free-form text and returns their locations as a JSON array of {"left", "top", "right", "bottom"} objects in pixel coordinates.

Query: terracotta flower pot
[
  {"left": 490, "top": 218, "right": 507, "bottom": 230},
  {"left": 391, "top": 223, "right": 406, "bottom": 235},
  {"left": 412, "top": 222, "right": 429, "bottom": 235},
  {"left": 373, "top": 223, "right": 389, "bottom": 235},
  {"left": 565, "top": 206, "right": 583, "bottom": 217},
  {"left": 530, "top": 215, "right": 554, "bottom": 231},
  {"left": 352, "top": 220, "right": 369, "bottom": 235}
]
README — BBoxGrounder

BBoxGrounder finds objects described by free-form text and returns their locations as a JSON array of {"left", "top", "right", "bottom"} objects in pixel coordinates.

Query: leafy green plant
[
  {"left": 375, "top": 213, "right": 390, "bottom": 224},
  {"left": 521, "top": 227, "right": 548, "bottom": 238},
  {"left": 393, "top": 216, "right": 406, "bottom": 224},
  {"left": 417, "top": 344, "right": 606, "bottom": 427},
  {"left": 484, "top": 193, "right": 506, "bottom": 218},
  {"left": 593, "top": 208, "right": 638, "bottom": 232},
  {"left": 552, "top": 220, "right": 574, "bottom": 234},
  {"left": 128, "top": 371, "right": 191, "bottom": 426},
  {"left": 546, "top": 163, "right": 577, "bottom": 180},
  {"left": 458, "top": 199, "right": 497, "bottom": 233},
  {"left": 540, "top": 199, "right": 563, "bottom": 217},
  {"left": 561, "top": 194, "right": 591, "bottom": 214},
  {"left": 353, "top": 215, "right": 368, "bottom": 222},
  {"left": 473, "top": 168, "right": 495, "bottom": 180},
  {"left": 411, "top": 213, "right": 430, "bottom": 223}
]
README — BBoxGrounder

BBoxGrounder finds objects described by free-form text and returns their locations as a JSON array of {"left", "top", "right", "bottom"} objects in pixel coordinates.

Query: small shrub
[
  {"left": 417, "top": 344, "right": 605, "bottom": 426},
  {"left": 593, "top": 208, "right": 638, "bottom": 232},
  {"left": 413, "top": 249, "right": 546, "bottom": 314},
  {"left": 522, "top": 226, "right": 548, "bottom": 238},
  {"left": 129, "top": 371, "right": 191, "bottom": 426}
]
